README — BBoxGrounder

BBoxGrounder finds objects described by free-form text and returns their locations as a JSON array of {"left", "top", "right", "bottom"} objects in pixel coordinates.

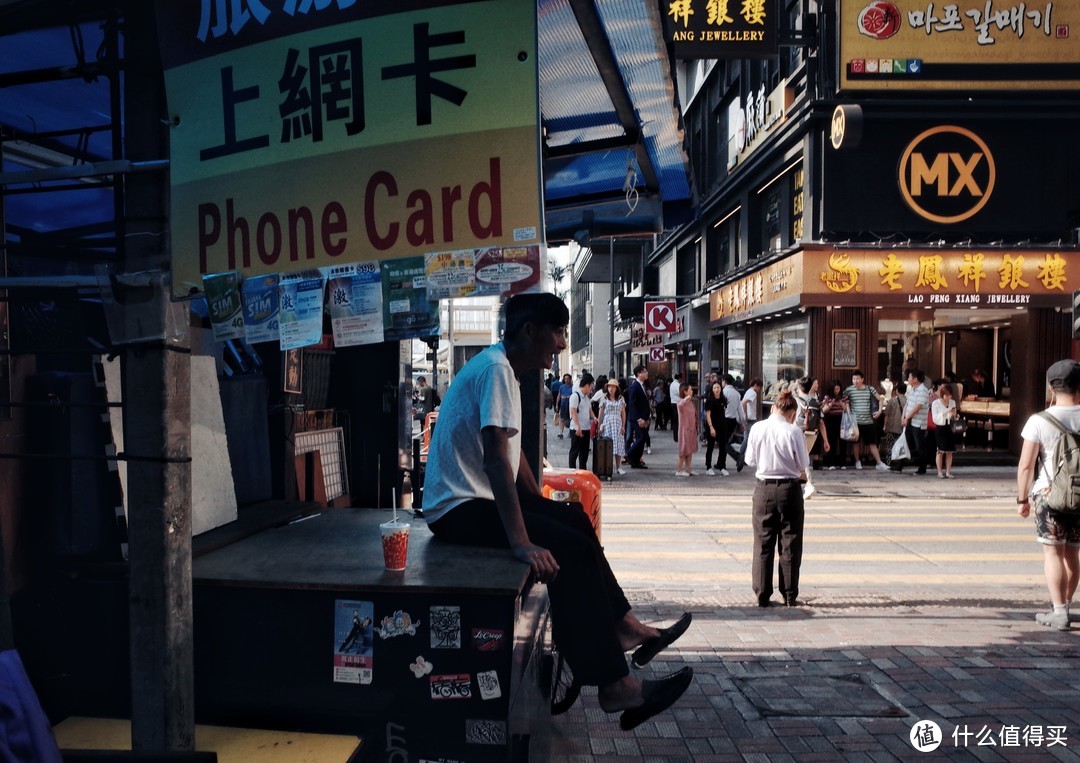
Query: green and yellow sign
[{"left": 156, "top": 0, "right": 542, "bottom": 297}]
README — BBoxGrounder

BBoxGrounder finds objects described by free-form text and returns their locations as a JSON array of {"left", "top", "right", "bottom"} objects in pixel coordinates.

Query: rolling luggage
[{"left": 592, "top": 436, "right": 614, "bottom": 480}]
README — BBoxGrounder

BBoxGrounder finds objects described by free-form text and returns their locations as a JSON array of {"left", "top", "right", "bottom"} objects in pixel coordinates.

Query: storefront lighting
[
  {"left": 694, "top": 236, "right": 702, "bottom": 244},
  {"left": 756, "top": 159, "right": 802, "bottom": 195},
  {"left": 713, "top": 206, "right": 741, "bottom": 227},
  {"left": 874, "top": 305, "right": 883, "bottom": 310}
]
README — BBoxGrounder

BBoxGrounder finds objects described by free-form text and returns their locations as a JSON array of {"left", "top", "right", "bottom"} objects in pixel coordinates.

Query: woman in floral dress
[{"left": 598, "top": 379, "right": 628, "bottom": 475}]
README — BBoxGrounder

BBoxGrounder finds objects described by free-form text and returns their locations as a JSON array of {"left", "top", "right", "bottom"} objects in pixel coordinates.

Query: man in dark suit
[{"left": 625, "top": 365, "right": 651, "bottom": 468}]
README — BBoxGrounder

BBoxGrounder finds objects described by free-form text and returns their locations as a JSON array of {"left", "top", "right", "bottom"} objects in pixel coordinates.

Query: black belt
[{"left": 758, "top": 478, "right": 801, "bottom": 485}]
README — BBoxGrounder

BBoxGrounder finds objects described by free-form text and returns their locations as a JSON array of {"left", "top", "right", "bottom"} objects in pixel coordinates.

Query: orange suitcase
[{"left": 541, "top": 467, "right": 602, "bottom": 542}]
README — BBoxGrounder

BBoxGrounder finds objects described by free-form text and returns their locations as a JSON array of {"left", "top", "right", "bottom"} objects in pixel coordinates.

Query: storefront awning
[
  {"left": 0, "top": 0, "right": 696, "bottom": 256},
  {"left": 539, "top": 0, "right": 695, "bottom": 243}
]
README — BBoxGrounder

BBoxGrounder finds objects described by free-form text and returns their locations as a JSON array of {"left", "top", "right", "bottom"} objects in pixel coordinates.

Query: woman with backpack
[{"left": 1016, "top": 359, "right": 1080, "bottom": 631}]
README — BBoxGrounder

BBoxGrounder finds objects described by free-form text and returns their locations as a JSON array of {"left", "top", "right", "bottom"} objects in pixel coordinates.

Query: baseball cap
[{"left": 1046, "top": 359, "right": 1080, "bottom": 389}]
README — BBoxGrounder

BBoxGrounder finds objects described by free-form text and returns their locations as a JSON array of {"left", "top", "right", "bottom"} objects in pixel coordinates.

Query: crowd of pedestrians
[{"left": 544, "top": 366, "right": 994, "bottom": 485}]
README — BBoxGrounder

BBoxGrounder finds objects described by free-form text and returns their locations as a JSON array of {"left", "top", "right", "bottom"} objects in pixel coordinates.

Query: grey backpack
[{"left": 1038, "top": 412, "right": 1080, "bottom": 512}]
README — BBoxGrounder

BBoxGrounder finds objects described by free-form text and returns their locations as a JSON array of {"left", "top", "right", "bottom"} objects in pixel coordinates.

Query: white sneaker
[
  {"left": 1036, "top": 610, "right": 1070, "bottom": 631},
  {"left": 720, "top": 468, "right": 730, "bottom": 476},
  {"left": 706, "top": 468, "right": 716, "bottom": 476},
  {"left": 675, "top": 470, "right": 689, "bottom": 477},
  {"left": 617, "top": 467, "right": 627, "bottom": 475},
  {"left": 855, "top": 461, "right": 863, "bottom": 470},
  {"left": 875, "top": 462, "right": 890, "bottom": 471},
  {"left": 803, "top": 484, "right": 816, "bottom": 500},
  {"left": 827, "top": 466, "right": 836, "bottom": 470},
  {"left": 646, "top": 447, "right": 652, "bottom": 455}
]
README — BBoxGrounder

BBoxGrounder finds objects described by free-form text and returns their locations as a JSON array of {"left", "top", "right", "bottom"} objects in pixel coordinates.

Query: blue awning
[{"left": 0, "top": 1, "right": 696, "bottom": 256}]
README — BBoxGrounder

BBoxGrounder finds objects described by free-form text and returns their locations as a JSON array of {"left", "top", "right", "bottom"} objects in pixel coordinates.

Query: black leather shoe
[
  {"left": 757, "top": 596, "right": 773, "bottom": 607},
  {"left": 630, "top": 462, "right": 648, "bottom": 469},
  {"left": 631, "top": 612, "right": 692, "bottom": 668},
  {"left": 619, "top": 666, "right": 694, "bottom": 731},
  {"left": 784, "top": 596, "right": 800, "bottom": 607}
]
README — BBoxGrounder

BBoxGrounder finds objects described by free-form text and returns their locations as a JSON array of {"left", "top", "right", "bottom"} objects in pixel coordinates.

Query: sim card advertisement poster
[{"left": 156, "top": 0, "right": 544, "bottom": 298}]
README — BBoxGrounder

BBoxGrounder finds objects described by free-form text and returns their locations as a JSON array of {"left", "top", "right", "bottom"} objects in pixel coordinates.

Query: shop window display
[{"left": 761, "top": 319, "right": 809, "bottom": 401}]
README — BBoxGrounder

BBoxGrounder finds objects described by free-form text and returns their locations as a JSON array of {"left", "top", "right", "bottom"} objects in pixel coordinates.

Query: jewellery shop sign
[{"left": 801, "top": 247, "right": 1075, "bottom": 308}]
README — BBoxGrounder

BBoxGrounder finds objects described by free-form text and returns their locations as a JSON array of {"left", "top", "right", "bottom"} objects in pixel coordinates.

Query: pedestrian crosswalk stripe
[
  {"left": 605, "top": 551, "right": 1035, "bottom": 562},
  {"left": 607, "top": 571, "right": 1044, "bottom": 586},
  {"left": 599, "top": 534, "right": 1033, "bottom": 543}
]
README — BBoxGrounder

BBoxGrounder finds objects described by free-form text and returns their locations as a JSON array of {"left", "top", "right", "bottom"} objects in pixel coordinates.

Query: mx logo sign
[
  {"left": 644, "top": 301, "right": 676, "bottom": 334},
  {"left": 898, "top": 125, "right": 996, "bottom": 225}
]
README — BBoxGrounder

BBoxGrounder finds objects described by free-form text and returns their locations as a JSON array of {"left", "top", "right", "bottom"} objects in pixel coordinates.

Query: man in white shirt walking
[
  {"left": 733, "top": 378, "right": 763, "bottom": 472},
  {"left": 744, "top": 390, "right": 810, "bottom": 607},
  {"left": 891, "top": 369, "right": 930, "bottom": 475}
]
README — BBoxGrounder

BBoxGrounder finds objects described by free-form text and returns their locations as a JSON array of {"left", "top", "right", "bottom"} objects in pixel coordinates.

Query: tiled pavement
[{"left": 538, "top": 425, "right": 1080, "bottom": 761}]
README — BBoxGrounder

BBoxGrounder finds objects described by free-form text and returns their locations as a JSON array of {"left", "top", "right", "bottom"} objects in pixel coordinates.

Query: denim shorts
[{"left": 1032, "top": 490, "right": 1080, "bottom": 546}]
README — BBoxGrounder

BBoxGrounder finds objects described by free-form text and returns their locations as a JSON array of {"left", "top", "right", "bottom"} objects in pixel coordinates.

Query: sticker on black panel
[
  {"left": 430, "top": 605, "right": 461, "bottom": 649},
  {"left": 333, "top": 599, "right": 373, "bottom": 684}
]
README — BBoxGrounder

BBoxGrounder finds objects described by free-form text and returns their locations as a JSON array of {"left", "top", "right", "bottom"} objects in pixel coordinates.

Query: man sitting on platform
[{"left": 423, "top": 293, "right": 693, "bottom": 730}]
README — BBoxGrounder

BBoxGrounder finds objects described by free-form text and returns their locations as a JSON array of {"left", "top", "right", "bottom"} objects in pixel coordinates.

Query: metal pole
[
  {"left": 124, "top": 3, "right": 194, "bottom": 753},
  {"left": 609, "top": 238, "right": 615, "bottom": 377}
]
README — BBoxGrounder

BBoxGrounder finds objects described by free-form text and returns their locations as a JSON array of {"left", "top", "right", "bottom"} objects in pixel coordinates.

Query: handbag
[
  {"left": 891, "top": 428, "right": 912, "bottom": 461},
  {"left": 950, "top": 416, "right": 968, "bottom": 435},
  {"left": 840, "top": 410, "right": 860, "bottom": 442}
]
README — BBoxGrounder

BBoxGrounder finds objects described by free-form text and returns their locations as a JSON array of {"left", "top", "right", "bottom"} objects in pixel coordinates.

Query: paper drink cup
[{"left": 380, "top": 520, "right": 410, "bottom": 571}]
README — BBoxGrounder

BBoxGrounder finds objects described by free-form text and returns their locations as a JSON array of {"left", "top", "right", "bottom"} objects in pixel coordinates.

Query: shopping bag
[
  {"left": 840, "top": 410, "right": 860, "bottom": 442},
  {"left": 891, "top": 428, "right": 911, "bottom": 461}
]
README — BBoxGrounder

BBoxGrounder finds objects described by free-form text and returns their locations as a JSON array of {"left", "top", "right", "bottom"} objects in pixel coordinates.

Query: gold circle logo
[{"left": 898, "top": 125, "right": 995, "bottom": 224}]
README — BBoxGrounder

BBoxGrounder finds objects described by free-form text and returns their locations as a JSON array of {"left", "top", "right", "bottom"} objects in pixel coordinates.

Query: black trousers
[
  {"left": 568, "top": 430, "right": 591, "bottom": 469},
  {"left": 429, "top": 493, "right": 630, "bottom": 687},
  {"left": 752, "top": 481, "right": 805, "bottom": 603},
  {"left": 626, "top": 421, "right": 648, "bottom": 465},
  {"left": 712, "top": 417, "right": 737, "bottom": 470}
]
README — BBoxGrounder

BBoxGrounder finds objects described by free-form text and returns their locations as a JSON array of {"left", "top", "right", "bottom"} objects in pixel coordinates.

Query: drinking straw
[{"left": 393, "top": 489, "right": 398, "bottom": 523}]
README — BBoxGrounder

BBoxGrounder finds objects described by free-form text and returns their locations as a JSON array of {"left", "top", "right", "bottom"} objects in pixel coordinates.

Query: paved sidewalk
[{"left": 538, "top": 421, "right": 1080, "bottom": 761}]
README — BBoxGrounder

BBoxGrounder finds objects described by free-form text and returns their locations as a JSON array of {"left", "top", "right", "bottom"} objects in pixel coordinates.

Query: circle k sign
[{"left": 644, "top": 300, "right": 677, "bottom": 333}]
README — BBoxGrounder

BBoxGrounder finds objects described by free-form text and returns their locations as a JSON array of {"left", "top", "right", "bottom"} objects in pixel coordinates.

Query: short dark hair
[
  {"left": 852, "top": 369, "right": 864, "bottom": 378},
  {"left": 503, "top": 293, "right": 568, "bottom": 340},
  {"left": 749, "top": 377, "right": 763, "bottom": 388},
  {"left": 723, "top": 374, "right": 736, "bottom": 386},
  {"left": 896, "top": 381, "right": 908, "bottom": 394},
  {"left": 579, "top": 372, "right": 594, "bottom": 387},
  {"left": 908, "top": 369, "right": 925, "bottom": 383},
  {"left": 634, "top": 364, "right": 646, "bottom": 376},
  {"left": 797, "top": 376, "right": 813, "bottom": 394}
]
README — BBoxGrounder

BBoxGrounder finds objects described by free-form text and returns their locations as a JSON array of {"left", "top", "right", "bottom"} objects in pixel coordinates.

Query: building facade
[{"left": 590, "top": 0, "right": 1080, "bottom": 454}]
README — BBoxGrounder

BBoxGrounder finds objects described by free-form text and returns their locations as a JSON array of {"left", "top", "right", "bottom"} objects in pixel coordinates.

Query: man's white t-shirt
[
  {"left": 423, "top": 343, "right": 521, "bottom": 523},
  {"left": 1021, "top": 404, "right": 1080, "bottom": 493},
  {"left": 670, "top": 379, "right": 681, "bottom": 403},
  {"left": 569, "top": 389, "right": 592, "bottom": 434},
  {"left": 742, "top": 388, "right": 759, "bottom": 422}
]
